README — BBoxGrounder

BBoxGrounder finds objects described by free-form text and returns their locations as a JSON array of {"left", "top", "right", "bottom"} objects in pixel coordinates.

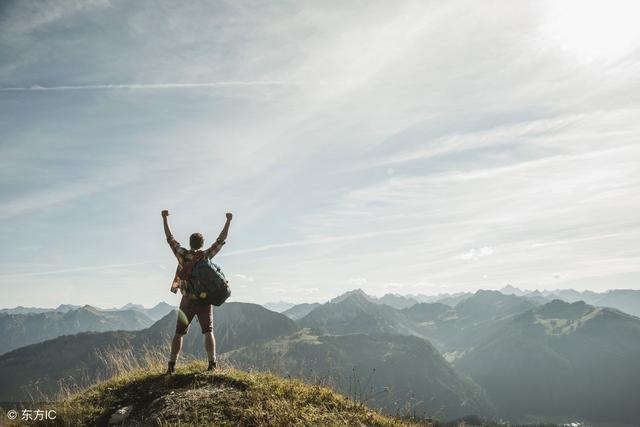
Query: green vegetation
[{"left": 46, "top": 362, "right": 416, "bottom": 426}]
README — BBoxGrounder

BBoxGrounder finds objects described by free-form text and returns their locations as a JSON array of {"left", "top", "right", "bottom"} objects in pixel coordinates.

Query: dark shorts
[{"left": 175, "top": 296, "right": 213, "bottom": 335}]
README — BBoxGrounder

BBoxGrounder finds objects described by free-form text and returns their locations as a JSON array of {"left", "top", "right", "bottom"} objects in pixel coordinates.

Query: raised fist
[
  {"left": 161, "top": 210, "right": 169, "bottom": 217},
  {"left": 226, "top": 212, "right": 233, "bottom": 220}
]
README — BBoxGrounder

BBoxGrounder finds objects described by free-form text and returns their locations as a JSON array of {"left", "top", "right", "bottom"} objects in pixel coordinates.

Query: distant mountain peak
[
  {"left": 151, "top": 301, "right": 173, "bottom": 309},
  {"left": 500, "top": 284, "right": 525, "bottom": 296},
  {"left": 82, "top": 304, "right": 101, "bottom": 312},
  {"left": 377, "top": 293, "right": 419, "bottom": 309},
  {"left": 471, "top": 289, "right": 508, "bottom": 299},
  {"left": 262, "top": 301, "right": 296, "bottom": 313},
  {"left": 281, "top": 303, "right": 321, "bottom": 321},
  {"left": 334, "top": 291, "right": 376, "bottom": 306},
  {"left": 120, "top": 303, "right": 145, "bottom": 311},
  {"left": 55, "top": 304, "right": 81, "bottom": 313},
  {"left": 329, "top": 289, "right": 375, "bottom": 304}
]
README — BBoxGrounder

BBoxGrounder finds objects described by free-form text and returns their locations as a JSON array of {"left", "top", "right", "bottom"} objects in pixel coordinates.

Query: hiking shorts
[{"left": 175, "top": 296, "right": 213, "bottom": 335}]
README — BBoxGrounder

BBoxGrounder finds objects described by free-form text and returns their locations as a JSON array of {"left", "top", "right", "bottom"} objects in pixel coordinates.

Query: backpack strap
[{"left": 178, "top": 250, "right": 206, "bottom": 281}]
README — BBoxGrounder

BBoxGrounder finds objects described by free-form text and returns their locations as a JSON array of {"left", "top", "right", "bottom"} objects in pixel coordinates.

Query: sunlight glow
[{"left": 540, "top": 0, "right": 640, "bottom": 63}]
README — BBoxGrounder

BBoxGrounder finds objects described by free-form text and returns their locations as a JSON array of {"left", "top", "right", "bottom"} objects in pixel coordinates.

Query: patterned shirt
[{"left": 167, "top": 235, "right": 225, "bottom": 294}]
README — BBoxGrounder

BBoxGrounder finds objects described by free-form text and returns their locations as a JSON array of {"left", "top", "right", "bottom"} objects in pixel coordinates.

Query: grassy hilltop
[{"left": 31, "top": 362, "right": 415, "bottom": 427}]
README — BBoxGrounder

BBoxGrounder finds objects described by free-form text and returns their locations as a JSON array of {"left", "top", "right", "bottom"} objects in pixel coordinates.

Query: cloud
[
  {"left": 0, "top": 81, "right": 297, "bottom": 92},
  {"left": 530, "top": 233, "right": 628, "bottom": 248},
  {"left": 456, "top": 247, "right": 495, "bottom": 261},
  {"left": 220, "top": 224, "right": 433, "bottom": 257},
  {"left": 232, "top": 273, "right": 255, "bottom": 282}
]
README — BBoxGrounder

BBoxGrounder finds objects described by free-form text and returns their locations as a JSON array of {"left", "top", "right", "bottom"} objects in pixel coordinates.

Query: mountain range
[
  {"left": 295, "top": 289, "right": 538, "bottom": 354},
  {"left": 278, "top": 287, "right": 640, "bottom": 320},
  {"left": 0, "top": 302, "right": 176, "bottom": 356},
  {"left": 0, "top": 301, "right": 175, "bottom": 320},
  {"left": 0, "top": 304, "right": 82, "bottom": 315},
  {"left": 1, "top": 288, "right": 639, "bottom": 424},
  {"left": 0, "top": 306, "right": 155, "bottom": 355}
]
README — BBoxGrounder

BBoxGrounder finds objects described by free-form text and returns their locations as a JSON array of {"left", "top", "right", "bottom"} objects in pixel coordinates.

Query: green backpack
[{"left": 178, "top": 251, "right": 231, "bottom": 306}]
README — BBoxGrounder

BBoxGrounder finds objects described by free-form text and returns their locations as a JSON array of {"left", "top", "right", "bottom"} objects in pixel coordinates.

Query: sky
[{"left": 1, "top": 0, "right": 639, "bottom": 308}]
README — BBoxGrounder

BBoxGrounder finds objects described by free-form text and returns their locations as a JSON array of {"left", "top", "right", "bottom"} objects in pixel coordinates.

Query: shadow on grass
[{"left": 65, "top": 368, "right": 250, "bottom": 426}]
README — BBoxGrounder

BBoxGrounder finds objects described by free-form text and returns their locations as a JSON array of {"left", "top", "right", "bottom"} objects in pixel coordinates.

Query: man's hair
[{"left": 189, "top": 233, "right": 204, "bottom": 250}]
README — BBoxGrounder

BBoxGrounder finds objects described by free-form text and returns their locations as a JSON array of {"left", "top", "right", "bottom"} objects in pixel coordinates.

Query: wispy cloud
[
  {"left": 220, "top": 224, "right": 435, "bottom": 257},
  {"left": 530, "top": 233, "right": 629, "bottom": 249},
  {"left": 456, "top": 247, "right": 495, "bottom": 261},
  {"left": 0, "top": 81, "right": 297, "bottom": 92},
  {"left": 231, "top": 273, "right": 255, "bottom": 282},
  {"left": 0, "top": 262, "right": 159, "bottom": 279}
]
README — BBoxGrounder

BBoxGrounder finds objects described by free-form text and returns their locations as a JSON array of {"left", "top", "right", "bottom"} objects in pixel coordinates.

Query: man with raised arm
[{"left": 161, "top": 209, "right": 232, "bottom": 374}]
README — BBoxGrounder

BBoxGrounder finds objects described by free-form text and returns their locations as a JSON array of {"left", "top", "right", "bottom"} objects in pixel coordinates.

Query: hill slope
[
  {"left": 282, "top": 302, "right": 321, "bottom": 320},
  {"left": 47, "top": 364, "right": 413, "bottom": 427},
  {"left": 299, "top": 293, "right": 421, "bottom": 337},
  {"left": 226, "top": 329, "right": 494, "bottom": 420},
  {"left": 456, "top": 299, "right": 640, "bottom": 424}
]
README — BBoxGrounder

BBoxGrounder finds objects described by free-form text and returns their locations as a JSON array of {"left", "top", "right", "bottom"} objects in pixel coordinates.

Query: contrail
[
  {"left": 529, "top": 232, "right": 628, "bottom": 249},
  {"left": 0, "top": 81, "right": 297, "bottom": 92}
]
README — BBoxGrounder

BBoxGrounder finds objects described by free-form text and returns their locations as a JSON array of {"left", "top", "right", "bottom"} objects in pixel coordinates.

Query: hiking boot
[
  {"left": 207, "top": 360, "right": 217, "bottom": 371},
  {"left": 166, "top": 361, "right": 176, "bottom": 375}
]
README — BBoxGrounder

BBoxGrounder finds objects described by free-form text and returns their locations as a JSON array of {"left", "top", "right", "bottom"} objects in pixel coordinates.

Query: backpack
[{"left": 179, "top": 251, "right": 231, "bottom": 306}]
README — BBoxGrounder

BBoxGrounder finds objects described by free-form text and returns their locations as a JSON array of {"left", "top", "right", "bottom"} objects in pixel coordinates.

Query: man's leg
[
  {"left": 168, "top": 297, "right": 194, "bottom": 374},
  {"left": 204, "top": 332, "right": 216, "bottom": 365},
  {"left": 170, "top": 333, "right": 183, "bottom": 361},
  {"left": 196, "top": 304, "right": 216, "bottom": 370}
]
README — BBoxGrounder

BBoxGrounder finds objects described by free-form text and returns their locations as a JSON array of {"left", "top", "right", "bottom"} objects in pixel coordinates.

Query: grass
[{"left": 36, "top": 361, "right": 418, "bottom": 426}]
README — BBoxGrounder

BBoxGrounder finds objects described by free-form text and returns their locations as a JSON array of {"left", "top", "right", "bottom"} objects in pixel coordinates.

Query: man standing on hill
[{"left": 161, "top": 209, "right": 232, "bottom": 374}]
